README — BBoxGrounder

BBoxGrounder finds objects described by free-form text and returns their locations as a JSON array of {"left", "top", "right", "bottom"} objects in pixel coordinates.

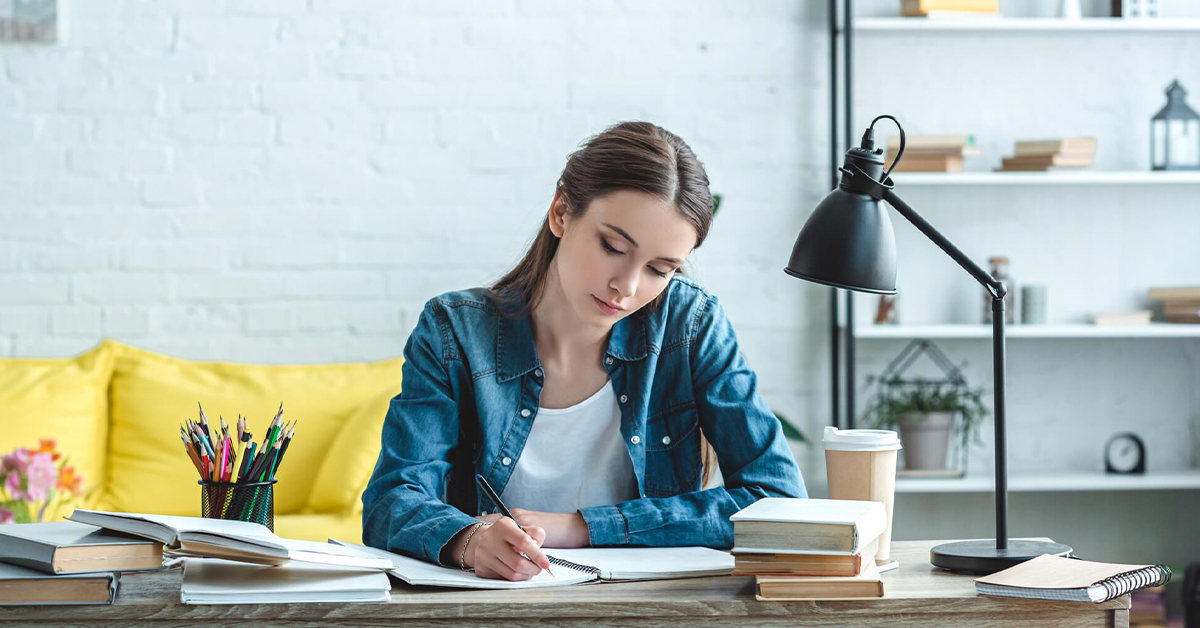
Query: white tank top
[{"left": 500, "top": 380, "right": 639, "bottom": 513}]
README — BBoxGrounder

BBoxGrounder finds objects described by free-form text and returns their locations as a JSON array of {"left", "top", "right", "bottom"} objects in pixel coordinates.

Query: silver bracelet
[{"left": 459, "top": 522, "right": 490, "bottom": 571}]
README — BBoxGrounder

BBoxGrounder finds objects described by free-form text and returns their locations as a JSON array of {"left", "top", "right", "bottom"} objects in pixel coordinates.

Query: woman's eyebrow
[{"left": 602, "top": 223, "right": 683, "bottom": 264}]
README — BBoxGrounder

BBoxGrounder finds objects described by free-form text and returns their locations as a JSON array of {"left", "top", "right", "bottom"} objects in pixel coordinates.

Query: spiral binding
[
  {"left": 1095, "top": 564, "right": 1172, "bottom": 601},
  {"left": 548, "top": 555, "right": 601, "bottom": 576}
]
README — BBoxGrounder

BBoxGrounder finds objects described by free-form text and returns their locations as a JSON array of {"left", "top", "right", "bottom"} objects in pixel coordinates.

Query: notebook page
[
  {"left": 328, "top": 540, "right": 596, "bottom": 589},
  {"left": 546, "top": 547, "right": 734, "bottom": 581}
]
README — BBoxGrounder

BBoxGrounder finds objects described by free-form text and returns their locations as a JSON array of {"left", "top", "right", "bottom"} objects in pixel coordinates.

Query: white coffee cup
[{"left": 822, "top": 426, "right": 902, "bottom": 565}]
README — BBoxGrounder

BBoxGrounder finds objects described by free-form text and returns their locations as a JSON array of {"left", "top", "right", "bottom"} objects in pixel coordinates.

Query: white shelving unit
[
  {"left": 855, "top": 18, "right": 1200, "bottom": 32},
  {"left": 892, "top": 171, "right": 1200, "bottom": 186},
  {"left": 851, "top": 323, "right": 1200, "bottom": 340},
  {"left": 896, "top": 469, "right": 1200, "bottom": 493}
]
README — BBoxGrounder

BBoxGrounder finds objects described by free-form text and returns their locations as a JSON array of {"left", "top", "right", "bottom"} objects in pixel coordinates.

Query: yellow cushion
[
  {"left": 306, "top": 386, "right": 398, "bottom": 514},
  {"left": 275, "top": 512, "right": 364, "bottom": 544},
  {"left": 0, "top": 342, "right": 113, "bottom": 513},
  {"left": 106, "top": 341, "right": 403, "bottom": 517}
]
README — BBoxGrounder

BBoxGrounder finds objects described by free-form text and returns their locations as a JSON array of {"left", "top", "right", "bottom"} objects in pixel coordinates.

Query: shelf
[
  {"left": 896, "top": 469, "right": 1200, "bottom": 493},
  {"left": 891, "top": 171, "right": 1200, "bottom": 186},
  {"left": 851, "top": 323, "right": 1200, "bottom": 339},
  {"left": 854, "top": 17, "right": 1200, "bottom": 32}
]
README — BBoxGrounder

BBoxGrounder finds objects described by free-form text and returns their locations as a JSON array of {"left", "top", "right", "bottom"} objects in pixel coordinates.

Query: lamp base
[{"left": 930, "top": 539, "right": 1073, "bottom": 575}]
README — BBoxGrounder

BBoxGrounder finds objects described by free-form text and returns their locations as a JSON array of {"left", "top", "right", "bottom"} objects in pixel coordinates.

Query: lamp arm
[{"left": 881, "top": 188, "right": 1007, "bottom": 299}]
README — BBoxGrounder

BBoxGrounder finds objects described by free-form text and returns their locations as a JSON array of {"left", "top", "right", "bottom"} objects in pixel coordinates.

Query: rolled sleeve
[{"left": 579, "top": 504, "right": 630, "bottom": 546}]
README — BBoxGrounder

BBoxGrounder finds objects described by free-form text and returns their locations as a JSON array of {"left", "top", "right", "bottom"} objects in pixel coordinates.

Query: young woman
[{"left": 362, "top": 121, "right": 806, "bottom": 581}]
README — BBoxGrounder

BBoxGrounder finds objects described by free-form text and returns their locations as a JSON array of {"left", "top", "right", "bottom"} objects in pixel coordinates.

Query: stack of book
[
  {"left": 886, "top": 135, "right": 981, "bottom": 173},
  {"left": 997, "top": 137, "right": 1096, "bottom": 172},
  {"left": 731, "top": 498, "right": 887, "bottom": 600},
  {"left": 1149, "top": 287, "right": 1200, "bottom": 324},
  {"left": 901, "top": 0, "right": 999, "bottom": 18}
]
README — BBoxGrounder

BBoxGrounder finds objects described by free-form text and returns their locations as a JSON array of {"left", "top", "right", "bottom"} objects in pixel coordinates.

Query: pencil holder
[{"left": 199, "top": 479, "right": 277, "bottom": 532}]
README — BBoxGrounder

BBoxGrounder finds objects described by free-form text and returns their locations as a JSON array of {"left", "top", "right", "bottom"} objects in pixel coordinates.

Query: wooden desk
[{"left": 0, "top": 539, "right": 1128, "bottom": 627}]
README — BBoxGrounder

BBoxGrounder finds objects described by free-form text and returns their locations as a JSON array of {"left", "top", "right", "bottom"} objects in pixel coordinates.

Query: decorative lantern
[{"left": 1151, "top": 79, "right": 1200, "bottom": 171}]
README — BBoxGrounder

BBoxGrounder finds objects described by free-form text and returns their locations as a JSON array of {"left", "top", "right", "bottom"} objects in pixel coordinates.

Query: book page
[{"left": 328, "top": 540, "right": 596, "bottom": 589}]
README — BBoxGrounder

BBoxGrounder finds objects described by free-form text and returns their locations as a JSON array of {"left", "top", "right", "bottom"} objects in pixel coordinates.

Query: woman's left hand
[{"left": 476, "top": 509, "right": 590, "bottom": 548}]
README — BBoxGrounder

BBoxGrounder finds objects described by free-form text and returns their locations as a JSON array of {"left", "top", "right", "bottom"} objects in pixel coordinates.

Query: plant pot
[{"left": 896, "top": 411, "right": 955, "bottom": 470}]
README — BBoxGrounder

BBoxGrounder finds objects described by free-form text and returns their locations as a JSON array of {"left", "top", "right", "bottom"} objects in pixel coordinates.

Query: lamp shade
[{"left": 785, "top": 185, "right": 898, "bottom": 294}]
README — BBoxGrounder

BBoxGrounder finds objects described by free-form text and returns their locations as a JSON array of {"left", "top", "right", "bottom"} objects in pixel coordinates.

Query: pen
[{"left": 474, "top": 474, "right": 553, "bottom": 577}]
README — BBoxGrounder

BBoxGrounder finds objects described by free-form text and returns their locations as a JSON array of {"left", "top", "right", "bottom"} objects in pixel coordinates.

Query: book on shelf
[
  {"left": 887, "top": 134, "right": 975, "bottom": 151},
  {"left": 1163, "top": 301, "right": 1200, "bottom": 318},
  {"left": 1014, "top": 137, "right": 1097, "bottom": 157},
  {"left": 730, "top": 498, "right": 886, "bottom": 556},
  {"left": 755, "top": 559, "right": 884, "bottom": 600},
  {"left": 0, "top": 561, "right": 119, "bottom": 606},
  {"left": 975, "top": 554, "right": 1170, "bottom": 603},
  {"left": 901, "top": 0, "right": 998, "bottom": 17},
  {"left": 67, "top": 510, "right": 391, "bottom": 570},
  {"left": 889, "top": 154, "right": 965, "bottom": 173},
  {"left": 735, "top": 538, "right": 879, "bottom": 577},
  {"left": 180, "top": 558, "right": 392, "bottom": 605},
  {"left": 1000, "top": 154, "right": 1094, "bottom": 170},
  {"left": 1088, "top": 310, "right": 1152, "bottom": 326},
  {"left": 1149, "top": 286, "right": 1200, "bottom": 301},
  {"left": 0, "top": 521, "right": 163, "bottom": 575}
]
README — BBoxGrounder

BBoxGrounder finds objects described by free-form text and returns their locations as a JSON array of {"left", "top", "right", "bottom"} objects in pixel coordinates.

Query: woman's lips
[{"left": 594, "top": 296, "right": 624, "bottom": 315}]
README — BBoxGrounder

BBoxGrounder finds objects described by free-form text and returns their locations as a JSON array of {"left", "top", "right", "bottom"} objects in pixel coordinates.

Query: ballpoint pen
[{"left": 475, "top": 474, "right": 553, "bottom": 576}]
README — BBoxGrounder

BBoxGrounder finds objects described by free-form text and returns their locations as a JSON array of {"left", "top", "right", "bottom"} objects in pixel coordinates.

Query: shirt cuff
[
  {"left": 579, "top": 504, "right": 630, "bottom": 546},
  {"left": 425, "top": 511, "right": 483, "bottom": 567}
]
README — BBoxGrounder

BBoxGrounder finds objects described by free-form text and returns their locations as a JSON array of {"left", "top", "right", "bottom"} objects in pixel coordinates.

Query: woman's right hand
[{"left": 463, "top": 517, "right": 550, "bottom": 581}]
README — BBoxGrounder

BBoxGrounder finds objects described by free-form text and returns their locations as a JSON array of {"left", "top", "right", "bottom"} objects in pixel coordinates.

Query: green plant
[{"left": 860, "top": 376, "right": 988, "bottom": 447}]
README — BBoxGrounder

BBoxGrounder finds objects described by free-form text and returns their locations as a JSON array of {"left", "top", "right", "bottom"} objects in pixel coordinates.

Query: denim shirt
[{"left": 361, "top": 275, "right": 806, "bottom": 566}]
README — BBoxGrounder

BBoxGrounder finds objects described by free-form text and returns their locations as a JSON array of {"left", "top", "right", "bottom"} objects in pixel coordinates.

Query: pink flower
[
  {"left": 23, "top": 452, "right": 57, "bottom": 502},
  {"left": 0, "top": 508, "right": 13, "bottom": 524},
  {"left": 3, "top": 472, "right": 21, "bottom": 499}
]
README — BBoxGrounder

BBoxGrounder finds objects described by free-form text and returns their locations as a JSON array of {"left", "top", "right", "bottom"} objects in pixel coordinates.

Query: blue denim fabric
[{"left": 361, "top": 275, "right": 806, "bottom": 566}]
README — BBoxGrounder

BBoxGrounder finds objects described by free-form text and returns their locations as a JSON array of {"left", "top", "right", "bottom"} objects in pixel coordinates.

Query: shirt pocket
[{"left": 643, "top": 402, "right": 702, "bottom": 497}]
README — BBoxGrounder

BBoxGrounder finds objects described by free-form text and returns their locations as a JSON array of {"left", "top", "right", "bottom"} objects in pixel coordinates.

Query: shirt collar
[{"left": 495, "top": 296, "right": 651, "bottom": 383}]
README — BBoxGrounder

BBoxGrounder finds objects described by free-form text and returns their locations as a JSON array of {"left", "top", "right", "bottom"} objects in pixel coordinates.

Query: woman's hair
[
  {"left": 491, "top": 120, "right": 714, "bottom": 314},
  {"left": 491, "top": 121, "right": 720, "bottom": 489}
]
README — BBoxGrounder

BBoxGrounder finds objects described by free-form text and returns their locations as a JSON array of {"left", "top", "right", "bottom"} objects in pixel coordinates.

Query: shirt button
[
  {"left": 534, "top": 368, "right": 543, "bottom": 378},
  {"left": 630, "top": 435, "right": 641, "bottom": 445},
  {"left": 605, "top": 357, "right": 613, "bottom": 365},
  {"left": 520, "top": 408, "right": 531, "bottom": 418},
  {"left": 661, "top": 436, "right": 671, "bottom": 445},
  {"left": 502, "top": 456, "right": 512, "bottom": 466},
  {"left": 619, "top": 394, "right": 628, "bottom": 403}
]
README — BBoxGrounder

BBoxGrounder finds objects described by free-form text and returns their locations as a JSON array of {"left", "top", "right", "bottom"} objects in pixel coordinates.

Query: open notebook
[
  {"left": 67, "top": 510, "right": 390, "bottom": 570},
  {"left": 331, "top": 540, "right": 734, "bottom": 590}
]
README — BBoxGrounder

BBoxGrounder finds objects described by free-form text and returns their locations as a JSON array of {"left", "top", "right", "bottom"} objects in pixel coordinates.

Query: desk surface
[{"left": 0, "top": 539, "right": 1129, "bottom": 628}]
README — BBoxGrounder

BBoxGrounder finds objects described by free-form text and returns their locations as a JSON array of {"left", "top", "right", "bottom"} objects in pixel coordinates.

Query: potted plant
[{"left": 860, "top": 376, "right": 988, "bottom": 471}]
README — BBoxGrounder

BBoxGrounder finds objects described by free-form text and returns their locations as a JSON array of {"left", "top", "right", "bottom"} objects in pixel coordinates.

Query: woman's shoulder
[{"left": 639, "top": 274, "right": 723, "bottom": 344}]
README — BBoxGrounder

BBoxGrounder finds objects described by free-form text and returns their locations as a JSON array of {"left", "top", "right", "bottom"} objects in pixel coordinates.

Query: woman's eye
[
  {"left": 601, "top": 239, "right": 624, "bottom": 255},
  {"left": 648, "top": 266, "right": 670, "bottom": 278}
]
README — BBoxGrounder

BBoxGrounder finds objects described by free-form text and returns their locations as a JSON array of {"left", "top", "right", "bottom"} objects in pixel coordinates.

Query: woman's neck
[{"left": 530, "top": 265, "right": 610, "bottom": 370}]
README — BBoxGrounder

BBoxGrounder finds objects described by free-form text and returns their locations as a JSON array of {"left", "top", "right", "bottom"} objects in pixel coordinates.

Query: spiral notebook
[
  {"left": 975, "top": 554, "right": 1172, "bottom": 603},
  {"left": 330, "top": 540, "right": 733, "bottom": 590}
]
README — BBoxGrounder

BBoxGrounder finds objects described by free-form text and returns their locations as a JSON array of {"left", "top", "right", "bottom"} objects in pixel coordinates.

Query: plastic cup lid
[{"left": 822, "top": 426, "right": 902, "bottom": 451}]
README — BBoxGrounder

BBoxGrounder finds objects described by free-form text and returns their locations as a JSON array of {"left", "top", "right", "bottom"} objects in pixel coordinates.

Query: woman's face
[{"left": 550, "top": 190, "right": 698, "bottom": 330}]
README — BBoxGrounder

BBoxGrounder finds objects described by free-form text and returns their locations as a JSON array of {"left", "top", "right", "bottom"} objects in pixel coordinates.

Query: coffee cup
[{"left": 822, "top": 426, "right": 902, "bottom": 566}]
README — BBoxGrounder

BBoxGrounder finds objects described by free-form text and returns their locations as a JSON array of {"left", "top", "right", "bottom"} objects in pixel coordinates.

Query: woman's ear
[{"left": 547, "top": 193, "right": 568, "bottom": 238}]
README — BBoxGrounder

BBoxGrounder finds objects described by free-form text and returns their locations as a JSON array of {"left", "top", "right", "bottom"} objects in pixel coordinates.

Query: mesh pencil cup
[{"left": 198, "top": 479, "right": 277, "bottom": 532}]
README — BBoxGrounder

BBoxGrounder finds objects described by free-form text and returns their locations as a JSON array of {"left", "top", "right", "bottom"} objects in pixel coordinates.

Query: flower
[
  {"left": 23, "top": 452, "right": 57, "bottom": 502},
  {"left": 36, "top": 439, "right": 62, "bottom": 462},
  {"left": 57, "top": 465, "right": 83, "bottom": 496},
  {"left": 0, "top": 508, "right": 13, "bottom": 525}
]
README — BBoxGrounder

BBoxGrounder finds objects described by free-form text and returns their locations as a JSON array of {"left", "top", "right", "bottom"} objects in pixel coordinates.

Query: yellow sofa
[{"left": 0, "top": 340, "right": 402, "bottom": 542}]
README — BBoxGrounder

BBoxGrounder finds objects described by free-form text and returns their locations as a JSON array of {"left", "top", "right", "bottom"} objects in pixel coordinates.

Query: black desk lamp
[{"left": 785, "top": 114, "right": 1072, "bottom": 574}]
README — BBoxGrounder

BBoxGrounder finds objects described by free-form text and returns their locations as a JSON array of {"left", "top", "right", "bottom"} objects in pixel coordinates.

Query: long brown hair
[{"left": 491, "top": 121, "right": 720, "bottom": 489}]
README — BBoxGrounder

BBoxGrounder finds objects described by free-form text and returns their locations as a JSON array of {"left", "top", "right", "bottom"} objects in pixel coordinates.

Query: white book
[
  {"left": 330, "top": 540, "right": 733, "bottom": 590},
  {"left": 181, "top": 558, "right": 391, "bottom": 605},
  {"left": 729, "top": 498, "right": 886, "bottom": 556},
  {"left": 67, "top": 510, "right": 390, "bottom": 571}
]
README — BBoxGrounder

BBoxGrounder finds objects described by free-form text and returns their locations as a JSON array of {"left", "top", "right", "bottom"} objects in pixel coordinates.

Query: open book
[
  {"left": 67, "top": 510, "right": 390, "bottom": 570},
  {"left": 181, "top": 558, "right": 392, "bottom": 605},
  {"left": 331, "top": 540, "right": 733, "bottom": 590}
]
